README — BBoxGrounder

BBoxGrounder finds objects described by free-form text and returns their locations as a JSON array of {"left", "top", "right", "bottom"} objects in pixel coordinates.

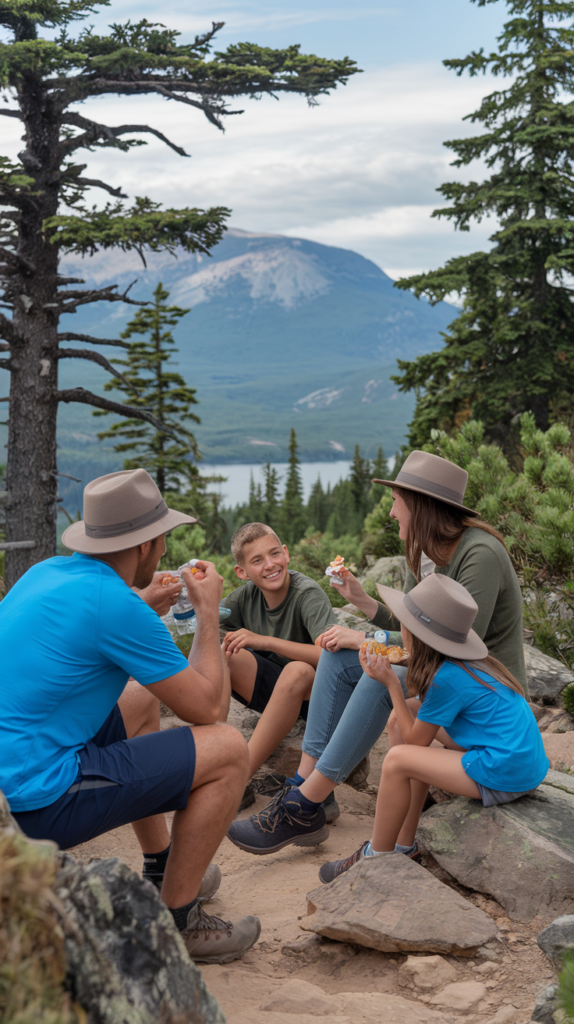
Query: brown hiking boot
[
  {"left": 197, "top": 863, "right": 221, "bottom": 902},
  {"left": 182, "top": 903, "right": 261, "bottom": 964}
]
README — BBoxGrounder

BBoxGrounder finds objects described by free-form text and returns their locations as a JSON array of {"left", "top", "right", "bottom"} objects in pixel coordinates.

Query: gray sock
[{"left": 395, "top": 841, "right": 417, "bottom": 856}]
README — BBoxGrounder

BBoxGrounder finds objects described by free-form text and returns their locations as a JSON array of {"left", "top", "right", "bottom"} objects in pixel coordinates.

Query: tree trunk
[{"left": 4, "top": 70, "right": 61, "bottom": 590}]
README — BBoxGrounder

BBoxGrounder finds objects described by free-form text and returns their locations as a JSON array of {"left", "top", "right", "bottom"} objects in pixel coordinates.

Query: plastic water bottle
[
  {"left": 373, "top": 630, "right": 403, "bottom": 646},
  {"left": 170, "top": 560, "right": 233, "bottom": 635}
]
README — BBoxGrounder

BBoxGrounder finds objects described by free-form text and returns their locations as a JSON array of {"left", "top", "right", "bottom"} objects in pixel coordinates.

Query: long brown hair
[
  {"left": 399, "top": 488, "right": 506, "bottom": 581},
  {"left": 405, "top": 630, "right": 525, "bottom": 702}
]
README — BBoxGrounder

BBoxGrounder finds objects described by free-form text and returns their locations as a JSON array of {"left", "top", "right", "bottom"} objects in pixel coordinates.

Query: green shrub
[
  {"left": 562, "top": 683, "right": 574, "bottom": 717},
  {"left": 362, "top": 491, "right": 401, "bottom": 561},
  {"left": 559, "top": 952, "right": 574, "bottom": 1021},
  {"left": 289, "top": 531, "right": 363, "bottom": 608}
]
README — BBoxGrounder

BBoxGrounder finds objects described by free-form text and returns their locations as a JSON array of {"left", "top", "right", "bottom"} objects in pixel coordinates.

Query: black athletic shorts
[{"left": 231, "top": 650, "right": 309, "bottom": 721}]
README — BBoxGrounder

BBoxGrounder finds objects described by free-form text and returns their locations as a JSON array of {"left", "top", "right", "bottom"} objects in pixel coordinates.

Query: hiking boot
[
  {"left": 322, "top": 790, "right": 340, "bottom": 824},
  {"left": 182, "top": 902, "right": 261, "bottom": 964},
  {"left": 198, "top": 863, "right": 222, "bottom": 902},
  {"left": 319, "top": 841, "right": 370, "bottom": 884},
  {"left": 227, "top": 786, "right": 329, "bottom": 855}
]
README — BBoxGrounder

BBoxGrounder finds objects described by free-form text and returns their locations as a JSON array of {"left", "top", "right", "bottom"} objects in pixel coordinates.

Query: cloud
[{"left": 0, "top": 59, "right": 499, "bottom": 278}]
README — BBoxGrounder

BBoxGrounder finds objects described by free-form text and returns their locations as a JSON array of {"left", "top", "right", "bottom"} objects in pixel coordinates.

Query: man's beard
[{"left": 133, "top": 541, "right": 161, "bottom": 589}]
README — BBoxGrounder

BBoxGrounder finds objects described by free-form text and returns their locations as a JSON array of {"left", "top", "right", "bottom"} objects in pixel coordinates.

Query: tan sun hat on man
[
  {"left": 62, "top": 468, "right": 196, "bottom": 555},
  {"left": 372, "top": 450, "right": 478, "bottom": 516},
  {"left": 376, "top": 573, "right": 488, "bottom": 660}
]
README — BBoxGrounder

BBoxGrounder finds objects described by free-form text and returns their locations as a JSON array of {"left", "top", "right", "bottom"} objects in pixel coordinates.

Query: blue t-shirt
[
  {"left": 417, "top": 660, "right": 548, "bottom": 792},
  {"left": 0, "top": 554, "right": 188, "bottom": 812}
]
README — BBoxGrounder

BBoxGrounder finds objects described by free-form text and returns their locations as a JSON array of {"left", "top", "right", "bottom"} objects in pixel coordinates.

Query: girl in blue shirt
[{"left": 319, "top": 573, "right": 548, "bottom": 884}]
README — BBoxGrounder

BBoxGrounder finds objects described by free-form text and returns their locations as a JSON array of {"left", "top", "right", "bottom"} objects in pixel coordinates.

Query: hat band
[
  {"left": 84, "top": 499, "right": 169, "bottom": 539},
  {"left": 395, "top": 470, "right": 464, "bottom": 506},
  {"left": 404, "top": 593, "right": 468, "bottom": 644}
]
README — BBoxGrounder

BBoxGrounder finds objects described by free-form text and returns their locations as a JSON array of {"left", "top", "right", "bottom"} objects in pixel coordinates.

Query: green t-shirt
[
  {"left": 372, "top": 528, "right": 528, "bottom": 693},
  {"left": 221, "top": 570, "right": 337, "bottom": 669}
]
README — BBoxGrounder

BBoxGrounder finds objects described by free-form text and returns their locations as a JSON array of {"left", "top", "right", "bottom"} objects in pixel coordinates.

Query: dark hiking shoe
[
  {"left": 322, "top": 790, "right": 340, "bottom": 824},
  {"left": 182, "top": 903, "right": 261, "bottom": 964},
  {"left": 319, "top": 841, "right": 370, "bottom": 884},
  {"left": 197, "top": 863, "right": 222, "bottom": 902},
  {"left": 227, "top": 786, "right": 329, "bottom": 855}
]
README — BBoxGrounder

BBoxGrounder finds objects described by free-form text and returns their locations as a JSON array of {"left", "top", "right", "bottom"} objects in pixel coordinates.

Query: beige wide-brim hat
[
  {"left": 62, "top": 468, "right": 196, "bottom": 555},
  {"left": 376, "top": 573, "right": 488, "bottom": 660},
  {"left": 373, "top": 450, "right": 478, "bottom": 516}
]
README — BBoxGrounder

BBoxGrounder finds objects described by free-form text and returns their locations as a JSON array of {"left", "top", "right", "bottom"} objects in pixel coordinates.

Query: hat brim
[
  {"left": 372, "top": 478, "right": 478, "bottom": 517},
  {"left": 376, "top": 583, "right": 488, "bottom": 660},
  {"left": 61, "top": 508, "right": 197, "bottom": 555}
]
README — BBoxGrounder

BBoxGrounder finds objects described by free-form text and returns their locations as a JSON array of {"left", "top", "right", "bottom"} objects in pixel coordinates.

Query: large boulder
[
  {"left": 360, "top": 555, "right": 408, "bottom": 589},
  {"left": 537, "top": 915, "right": 574, "bottom": 968},
  {"left": 56, "top": 854, "right": 225, "bottom": 1024},
  {"left": 303, "top": 853, "right": 498, "bottom": 955},
  {"left": 525, "top": 646, "right": 574, "bottom": 705},
  {"left": 417, "top": 770, "right": 574, "bottom": 924}
]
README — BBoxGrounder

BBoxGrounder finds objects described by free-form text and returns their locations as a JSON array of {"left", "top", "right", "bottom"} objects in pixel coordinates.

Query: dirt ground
[{"left": 69, "top": 706, "right": 556, "bottom": 1024}]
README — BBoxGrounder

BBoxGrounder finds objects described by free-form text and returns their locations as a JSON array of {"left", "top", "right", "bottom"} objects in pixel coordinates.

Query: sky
[{"left": 1, "top": 0, "right": 509, "bottom": 278}]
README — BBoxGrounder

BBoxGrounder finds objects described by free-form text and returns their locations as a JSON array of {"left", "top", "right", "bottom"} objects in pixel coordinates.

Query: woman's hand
[
  {"left": 315, "top": 625, "right": 366, "bottom": 652},
  {"left": 330, "top": 569, "right": 368, "bottom": 605},
  {"left": 358, "top": 645, "right": 400, "bottom": 690}
]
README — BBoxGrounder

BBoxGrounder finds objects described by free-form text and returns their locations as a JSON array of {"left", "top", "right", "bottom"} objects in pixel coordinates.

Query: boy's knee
[
  {"left": 278, "top": 661, "right": 314, "bottom": 694},
  {"left": 216, "top": 723, "right": 249, "bottom": 766}
]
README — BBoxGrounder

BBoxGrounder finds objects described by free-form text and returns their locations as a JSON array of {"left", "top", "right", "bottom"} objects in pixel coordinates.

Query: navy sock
[
  {"left": 169, "top": 897, "right": 200, "bottom": 932},
  {"left": 285, "top": 771, "right": 305, "bottom": 787},
  {"left": 142, "top": 843, "right": 171, "bottom": 890},
  {"left": 288, "top": 786, "right": 321, "bottom": 816}
]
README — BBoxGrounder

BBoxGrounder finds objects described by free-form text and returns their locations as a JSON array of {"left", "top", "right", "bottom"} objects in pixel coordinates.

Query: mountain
[{"left": 0, "top": 230, "right": 456, "bottom": 491}]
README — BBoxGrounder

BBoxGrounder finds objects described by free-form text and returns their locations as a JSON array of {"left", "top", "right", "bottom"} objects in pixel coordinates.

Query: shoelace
[
  {"left": 253, "top": 788, "right": 316, "bottom": 835},
  {"left": 186, "top": 903, "right": 233, "bottom": 938},
  {"left": 333, "top": 841, "right": 369, "bottom": 876}
]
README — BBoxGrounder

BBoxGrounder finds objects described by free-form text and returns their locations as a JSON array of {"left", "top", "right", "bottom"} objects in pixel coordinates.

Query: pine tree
[
  {"left": 247, "top": 473, "right": 265, "bottom": 522},
  {"left": 307, "top": 477, "right": 329, "bottom": 533},
  {"left": 95, "top": 283, "right": 198, "bottom": 491},
  {"left": 371, "top": 446, "right": 390, "bottom": 482},
  {"left": 281, "top": 429, "right": 307, "bottom": 546},
  {"left": 393, "top": 0, "right": 574, "bottom": 448},
  {"left": 262, "top": 462, "right": 281, "bottom": 532},
  {"left": 349, "top": 444, "right": 372, "bottom": 519},
  {"left": 0, "top": 1, "right": 359, "bottom": 588}
]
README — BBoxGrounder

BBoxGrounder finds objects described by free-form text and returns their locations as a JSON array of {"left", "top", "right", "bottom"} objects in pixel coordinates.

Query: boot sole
[
  {"left": 186, "top": 920, "right": 262, "bottom": 964},
  {"left": 227, "top": 824, "right": 330, "bottom": 855}
]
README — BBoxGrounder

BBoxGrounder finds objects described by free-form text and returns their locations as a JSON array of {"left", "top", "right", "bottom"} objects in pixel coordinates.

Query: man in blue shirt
[{"left": 0, "top": 468, "right": 260, "bottom": 964}]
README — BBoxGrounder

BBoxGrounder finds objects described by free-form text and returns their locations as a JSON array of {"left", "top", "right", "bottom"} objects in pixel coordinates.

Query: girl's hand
[
  {"left": 315, "top": 626, "right": 365, "bottom": 651},
  {"left": 359, "top": 646, "right": 399, "bottom": 689},
  {"left": 330, "top": 569, "right": 367, "bottom": 606}
]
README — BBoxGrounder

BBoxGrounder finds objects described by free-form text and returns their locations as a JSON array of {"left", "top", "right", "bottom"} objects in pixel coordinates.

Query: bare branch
[
  {"left": 56, "top": 387, "right": 179, "bottom": 439},
  {"left": 57, "top": 277, "right": 85, "bottom": 285},
  {"left": 0, "top": 342, "right": 9, "bottom": 351},
  {"left": 146, "top": 85, "right": 223, "bottom": 129},
  {"left": 60, "top": 113, "right": 190, "bottom": 157},
  {"left": 58, "top": 331, "right": 129, "bottom": 349},
  {"left": 74, "top": 177, "right": 128, "bottom": 198},
  {"left": 0, "top": 312, "right": 18, "bottom": 346},
  {"left": 57, "top": 348, "right": 139, "bottom": 395},
  {"left": 58, "top": 280, "right": 147, "bottom": 312},
  {"left": 0, "top": 110, "right": 22, "bottom": 120},
  {"left": 0, "top": 359, "right": 11, "bottom": 370}
]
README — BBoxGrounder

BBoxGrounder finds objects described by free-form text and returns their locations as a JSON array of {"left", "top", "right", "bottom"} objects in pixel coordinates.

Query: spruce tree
[
  {"left": 393, "top": 0, "right": 574, "bottom": 447},
  {"left": 281, "top": 428, "right": 307, "bottom": 546},
  {"left": 349, "top": 444, "right": 371, "bottom": 519},
  {"left": 262, "top": 462, "right": 281, "bottom": 532},
  {"left": 307, "top": 477, "right": 329, "bottom": 533},
  {"left": 0, "top": 1, "right": 359, "bottom": 587},
  {"left": 95, "top": 283, "right": 198, "bottom": 492}
]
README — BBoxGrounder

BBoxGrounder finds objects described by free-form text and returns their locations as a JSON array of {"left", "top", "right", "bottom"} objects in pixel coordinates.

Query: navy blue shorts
[
  {"left": 13, "top": 705, "right": 195, "bottom": 850},
  {"left": 231, "top": 650, "right": 309, "bottom": 721}
]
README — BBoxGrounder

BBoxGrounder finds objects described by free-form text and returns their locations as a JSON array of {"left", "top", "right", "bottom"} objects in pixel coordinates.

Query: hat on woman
[
  {"left": 62, "top": 468, "right": 196, "bottom": 555},
  {"left": 373, "top": 450, "right": 477, "bottom": 516},
  {"left": 376, "top": 574, "right": 488, "bottom": 659}
]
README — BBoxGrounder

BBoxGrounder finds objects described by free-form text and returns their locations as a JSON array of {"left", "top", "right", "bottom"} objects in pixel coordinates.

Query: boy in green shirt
[{"left": 221, "top": 522, "right": 337, "bottom": 781}]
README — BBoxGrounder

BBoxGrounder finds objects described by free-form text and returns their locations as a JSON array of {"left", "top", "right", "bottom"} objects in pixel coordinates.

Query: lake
[{"left": 202, "top": 461, "right": 355, "bottom": 507}]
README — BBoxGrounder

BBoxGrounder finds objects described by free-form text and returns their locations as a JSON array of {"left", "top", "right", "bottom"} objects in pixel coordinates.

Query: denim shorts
[{"left": 13, "top": 704, "right": 195, "bottom": 850}]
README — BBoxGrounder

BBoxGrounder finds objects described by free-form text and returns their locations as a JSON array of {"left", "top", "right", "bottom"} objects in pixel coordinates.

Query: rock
[
  {"left": 537, "top": 915, "right": 574, "bottom": 967},
  {"left": 417, "top": 773, "right": 574, "bottom": 923},
  {"left": 333, "top": 608, "right": 368, "bottom": 632},
  {"left": 360, "top": 555, "right": 408, "bottom": 589},
  {"left": 538, "top": 709, "right": 574, "bottom": 734},
  {"left": 398, "top": 955, "right": 458, "bottom": 990},
  {"left": 55, "top": 854, "right": 225, "bottom": 1024},
  {"left": 281, "top": 933, "right": 323, "bottom": 960},
  {"left": 337, "top": 991, "right": 448, "bottom": 1023},
  {"left": 544, "top": 733, "right": 574, "bottom": 774},
  {"left": 260, "top": 979, "right": 334, "bottom": 1015},
  {"left": 530, "top": 983, "right": 559, "bottom": 1024},
  {"left": 303, "top": 853, "right": 498, "bottom": 955},
  {"left": 485, "top": 1005, "right": 518, "bottom": 1024},
  {"left": 474, "top": 962, "right": 498, "bottom": 975},
  {"left": 345, "top": 754, "right": 370, "bottom": 791},
  {"left": 429, "top": 981, "right": 488, "bottom": 1011},
  {"left": 524, "top": 646, "right": 574, "bottom": 705}
]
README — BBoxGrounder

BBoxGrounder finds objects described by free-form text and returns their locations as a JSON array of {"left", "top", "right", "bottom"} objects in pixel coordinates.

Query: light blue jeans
[{"left": 301, "top": 649, "right": 408, "bottom": 784}]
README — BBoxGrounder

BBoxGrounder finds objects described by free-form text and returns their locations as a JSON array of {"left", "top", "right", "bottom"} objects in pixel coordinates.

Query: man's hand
[
  {"left": 223, "top": 628, "right": 267, "bottom": 657},
  {"left": 315, "top": 625, "right": 366, "bottom": 652},
  {"left": 181, "top": 560, "right": 223, "bottom": 617},
  {"left": 135, "top": 572, "right": 182, "bottom": 617}
]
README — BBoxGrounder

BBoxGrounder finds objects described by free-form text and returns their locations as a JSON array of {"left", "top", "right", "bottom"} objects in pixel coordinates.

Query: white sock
[
  {"left": 364, "top": 841, "right": 394, "bottom": 857},
  {"left": 395, "top": 841, "right": 417, "bottom": 855}
]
